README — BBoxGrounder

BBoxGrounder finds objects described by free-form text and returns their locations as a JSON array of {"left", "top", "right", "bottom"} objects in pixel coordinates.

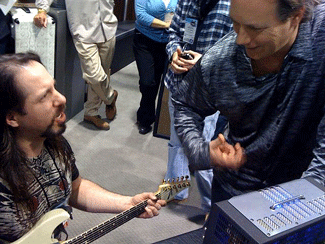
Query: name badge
[{"left": 183, "top": 18, "right": 198, "bottom": 45}]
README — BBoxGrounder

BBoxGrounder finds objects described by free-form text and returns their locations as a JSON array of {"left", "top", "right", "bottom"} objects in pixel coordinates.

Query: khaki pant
[{"left": 74, "top": 37, "right": 116, "bottom": 116}]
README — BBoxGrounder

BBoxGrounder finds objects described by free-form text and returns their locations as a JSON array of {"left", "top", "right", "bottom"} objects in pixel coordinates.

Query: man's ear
[
  {"left": 292, "top": 6, "right": 305, "bottom": 26},
  {"left": 6, "top": 112, "right": 19, "bottom": 128}
]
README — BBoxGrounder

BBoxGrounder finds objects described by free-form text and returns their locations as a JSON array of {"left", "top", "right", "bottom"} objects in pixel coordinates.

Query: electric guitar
[{"left": 2, "top": 177, "right": 190, "bottom": 244}]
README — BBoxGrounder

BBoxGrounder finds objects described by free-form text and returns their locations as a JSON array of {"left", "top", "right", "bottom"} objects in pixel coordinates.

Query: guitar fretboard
[{"left": 65, "top": 193, "right": 161, "bottom": 244}]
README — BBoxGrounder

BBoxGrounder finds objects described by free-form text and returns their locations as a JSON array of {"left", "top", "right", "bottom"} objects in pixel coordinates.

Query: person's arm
[
  {"left": 172, "top": 57, "right": 215, "bottom": 170},
  {"left": 33, "top": 0, "right": 53, "bottom": 28},
  {"left": 172, "top": 57, "right": 245, "bottom": 171},
  {"left": 151, "top": 18, "right": 170, "bottom": 29},
  {"left": 301, "top": 113, "right": 325, "bottom": 185},
  {"left": 166, "top": 2, "right": 201, "bottom": 75},
  {"left": 165, "top": 1, "right": 184, "bottom": 59},
  {"left": 69, "top": 176, "right": 165, "bottom": 218},
  {"left": 135, "top": 0, "right": 170, "bottom": 29}
]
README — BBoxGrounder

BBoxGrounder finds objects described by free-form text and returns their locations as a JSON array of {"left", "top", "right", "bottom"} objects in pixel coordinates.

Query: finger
[
  {"left": 186, "top": 50, "right": 196, "bottom": 55},
  {"left": 210, "top": 135, "right": 224, "bottom": 148},
  {"left": 218, "top": 143, "right": 231, "bottom": 154},
  {"left": 147, "top": 192, "right": 157, "bottom": 201},
  {"left": 39, "top": 18, "right": 46, "bottom": 28},
  {"left": 178, "top": 58, "right": 193, "bottom": 64},
  {"left": 215, "top": 147, "right": 226, "bottom": 166},
  {"left": 176, "top": 47, "right": 182, "bottom": 55},
  {"left": 174, "top": 57, "right": 187, "bottom": 66},
  {"left": 218, "top": 134, "right": 226, "bottom": 143},
  {"left": 170, "top": 62, "right": 188, "bottom": 74},
  {"left": 143, "top": 207, "right": 154, "bottom": 218},
  {"left": 172, "top": 52, "right": 178, "bottom": 62},
  {"left": 157, "top": 199, "right": 167, "bottom": 207},
  {"left": 235, "top": 143, "right": 246, "bottom": 165},
  {"left": 147, "top": 206, "right": 160, "bottom": 216},
  {"left": 44, "top": 18, "right": 48, "bottom": 28},
  {"left": 179, "top": 59, "right": 196, "bottom": 68},
  {"left": 228, "top": 144, "right": 236, "bottom": 157},
  {"left": 147, "top": 200, "right": 161, "bottom": 211}
]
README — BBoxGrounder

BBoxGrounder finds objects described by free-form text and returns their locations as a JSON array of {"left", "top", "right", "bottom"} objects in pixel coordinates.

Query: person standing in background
[
  {"left": 164, "top": 0, "right": 233, "bottom": 215},
  {"left": 0, "top": 9, "right": 14, "bottom": 55},
  {"left": 133, "top": 0, "right": 178, "bottom": 135},
  {"left": 34, "top": 0, "right": 118, "bottom": 131}
]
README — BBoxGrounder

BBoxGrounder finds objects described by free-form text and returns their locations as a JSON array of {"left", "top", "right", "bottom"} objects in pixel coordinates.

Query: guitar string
[
  {"left": 66, "top": 201, "right": 149, "bottom": 243},
  {"left": 66, "top": 193, "right": 163, "bottom": 244},
  {"left": 65, "top": 184, "right": 189, "bottom": 244},
  {"left": 76, "top": 202, "right": 147, "bottom": 243}
]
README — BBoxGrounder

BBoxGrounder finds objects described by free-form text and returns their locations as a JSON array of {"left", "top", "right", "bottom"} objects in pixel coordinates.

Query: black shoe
[{"left": 138, "top": 124, "right": 152, "bottom": 135}]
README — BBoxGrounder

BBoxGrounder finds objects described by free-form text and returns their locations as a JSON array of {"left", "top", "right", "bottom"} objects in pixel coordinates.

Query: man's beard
[{"left": 41, "top": 119, "right": 66, "bottom": 139}]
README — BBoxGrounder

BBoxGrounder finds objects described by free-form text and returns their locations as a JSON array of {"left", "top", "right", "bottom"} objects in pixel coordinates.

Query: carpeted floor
[{"left": 63, "top": 62, "right": 206, "bottom": 243}]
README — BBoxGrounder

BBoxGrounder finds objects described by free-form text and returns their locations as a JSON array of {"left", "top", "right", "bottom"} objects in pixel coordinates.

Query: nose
[
  {"left": 53, "top": 89, "right": 66, "bottom": 107},
  {"left": 235, "top": 26, "right": 251, "bottom": 46}
]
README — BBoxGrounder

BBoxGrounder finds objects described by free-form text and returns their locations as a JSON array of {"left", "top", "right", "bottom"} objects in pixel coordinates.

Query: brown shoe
[
  {"left": 84, "top": 115, "right": 110, "bottom": 130},
  {"left": 106, "top": 90, "right": 118, "bottom": 120}
]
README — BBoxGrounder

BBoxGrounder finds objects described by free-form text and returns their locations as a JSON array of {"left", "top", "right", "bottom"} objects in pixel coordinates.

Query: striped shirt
[
  {"left": 172, "top": 2, "right": 325, "bottom": 197},
  {"left": 164, "top": 0, "right": 233, "bottom": 94}
]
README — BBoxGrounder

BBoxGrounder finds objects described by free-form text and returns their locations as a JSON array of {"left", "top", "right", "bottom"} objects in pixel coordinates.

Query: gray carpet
[{"left": 64, "top": 62, "right": 206, "bottom": 243}]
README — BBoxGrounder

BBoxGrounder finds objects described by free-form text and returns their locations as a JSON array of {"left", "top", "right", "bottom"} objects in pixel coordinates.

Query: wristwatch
[{"left": 37, "top": 8, "right": 47, "bottom": 14}]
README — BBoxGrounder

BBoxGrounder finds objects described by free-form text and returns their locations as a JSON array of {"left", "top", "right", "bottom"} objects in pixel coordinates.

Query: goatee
[{"left": 41, "top": 121, "right": 66, "bottom": 139}]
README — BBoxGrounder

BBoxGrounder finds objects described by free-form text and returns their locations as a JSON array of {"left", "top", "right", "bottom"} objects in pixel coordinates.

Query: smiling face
[
  {"left": 230, "top": 0, "right": 303, "bottom": 61},
  {"left": 9, "top": 60, "right": 67, "bottom": 141}
]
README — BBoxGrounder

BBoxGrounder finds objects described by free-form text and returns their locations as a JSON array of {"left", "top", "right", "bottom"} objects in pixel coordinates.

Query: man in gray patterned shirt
[
  {"left": 0, "top": 53, "right": 165, "bottom": 242},
  {"left": 172, "top": 0, "right": 325, "bottom": 205}
]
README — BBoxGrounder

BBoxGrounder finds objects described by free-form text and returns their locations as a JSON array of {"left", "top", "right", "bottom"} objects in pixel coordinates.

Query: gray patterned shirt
[
  {"left": 0, "top": 145, "right": 79, "bottom": 242},
  {"left": 173, "top": 2, "right": 325, "bottom": 196}
]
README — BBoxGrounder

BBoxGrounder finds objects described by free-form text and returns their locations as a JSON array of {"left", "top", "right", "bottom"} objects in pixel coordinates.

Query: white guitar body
[{"left": 10, "top": 209, "right": 69, "bottom": 244}]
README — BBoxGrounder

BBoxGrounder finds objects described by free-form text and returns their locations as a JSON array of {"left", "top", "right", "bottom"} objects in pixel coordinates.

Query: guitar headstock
[{"left": 156, "top": 176, "right": 191, "bottom": 202}]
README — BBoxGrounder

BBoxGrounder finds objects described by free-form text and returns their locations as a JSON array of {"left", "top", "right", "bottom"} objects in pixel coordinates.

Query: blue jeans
[{"left": 165, "top": 93, "right": 219, "bottom": 213}]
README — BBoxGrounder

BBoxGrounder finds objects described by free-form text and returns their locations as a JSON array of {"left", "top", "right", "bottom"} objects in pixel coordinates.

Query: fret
[
  {"left": 8, "top": 177, "right": 190, "bottom": 244},
  {"left": 66, "top": 200, "right": 150, "bottom": 244}
]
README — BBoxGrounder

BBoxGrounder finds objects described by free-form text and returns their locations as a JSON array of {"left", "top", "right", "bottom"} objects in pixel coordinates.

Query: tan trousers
[{"left": 74, "top": 36, "right": 116, "bottom": 116}]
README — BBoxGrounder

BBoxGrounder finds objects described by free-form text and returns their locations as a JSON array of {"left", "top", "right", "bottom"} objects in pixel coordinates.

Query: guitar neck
[
  {"left": 3, "top": 178, "right": 190, "bottom": 244},
  {"left": 64, "top": 193, "right": 160, "bottom": 244}
]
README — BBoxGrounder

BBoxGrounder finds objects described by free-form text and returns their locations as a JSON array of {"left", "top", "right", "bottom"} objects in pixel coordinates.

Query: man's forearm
[
  {"left": 69, "top": 177, "right": 132, "bottom": 213},
  {"left": 173, "top": 101, "right": 212, "bottom": 171}
]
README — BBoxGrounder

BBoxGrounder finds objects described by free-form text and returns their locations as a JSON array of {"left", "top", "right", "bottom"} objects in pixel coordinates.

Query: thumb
[
  {"left": 176, "top": 47, "right": 182, "bottom": 55},
  {"left": 210, "top": 134, "right": 225, "bottom": 148},
  {"left": 44, "top": 18, "right": 48, "bottom": 28},
  {"left": 217, "top": 133, "right": 226, "bottom": 144}
]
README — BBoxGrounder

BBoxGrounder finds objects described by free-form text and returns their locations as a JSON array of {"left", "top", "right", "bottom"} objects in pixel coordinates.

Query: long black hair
[{"left": 0, "top": 52, "right": 72, "bottom": 213}]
